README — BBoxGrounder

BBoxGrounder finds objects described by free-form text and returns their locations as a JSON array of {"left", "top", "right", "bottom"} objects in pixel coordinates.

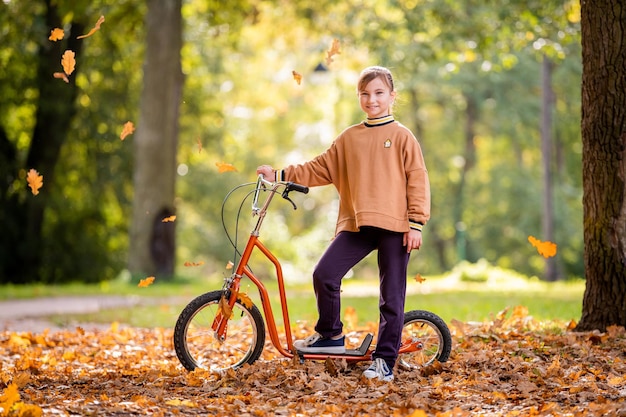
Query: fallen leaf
[
  {"left": 325, "top": 38, "right": 341, "bottom": 66},
  {"left": 77, "top": 15, "right": 105, "bottom": 39},
  {"left": 48, "top": 28, "right": 64, "bottom": 41},
  {"left": 0, "top": 384, "right": 20, "bottom": 412},
  {"left": 120, "top": 121, "right": 135, "bottom": 140},
  {"left": 528, "top": 236, "right": 557, "bottom": 258},
  {"left": 216, "top": 161, "right": 237, "bottom": 173},
  {"left": 138, "top": 276, "right": 155, "bottom": 288},
  {"left": 292, "top": 70, "right": 302, "bottom": 85},
  {"left": 162, "top": 215, "right": 176, "bottom": 222},
  {"left": 53, "top": 72, "right": 69, "bottom": 83},
  {"left": 61, "top": 50, "right": 76, "bottom": 76},
  {"left": 26, "top": 168, "right": 44, "bottom": 195}
]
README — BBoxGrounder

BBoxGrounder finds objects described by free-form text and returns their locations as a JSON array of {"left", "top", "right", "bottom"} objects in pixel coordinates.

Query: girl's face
[{"left": 358, "top": 76, "right": 396, "bottom": 119}]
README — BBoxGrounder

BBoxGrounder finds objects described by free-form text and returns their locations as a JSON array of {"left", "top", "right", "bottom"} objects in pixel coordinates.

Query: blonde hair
[{"left": 357, "top": 66, "right": 395, "bottom": 93}]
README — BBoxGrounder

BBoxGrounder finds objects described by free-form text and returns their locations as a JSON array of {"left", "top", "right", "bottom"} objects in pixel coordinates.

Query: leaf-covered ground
[{"left": 1, "top": 308, "right": 625, "bottom": 417}]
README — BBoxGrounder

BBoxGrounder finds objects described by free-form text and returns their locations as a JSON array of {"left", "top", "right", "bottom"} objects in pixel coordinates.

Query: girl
[{"left": 256, "top": 66, "right": 430, "bottom": 381}]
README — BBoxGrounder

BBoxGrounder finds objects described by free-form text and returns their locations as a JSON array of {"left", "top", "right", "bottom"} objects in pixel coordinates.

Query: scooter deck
[{"left": 295, "top": 333, "right": 374, "bottom": 358}]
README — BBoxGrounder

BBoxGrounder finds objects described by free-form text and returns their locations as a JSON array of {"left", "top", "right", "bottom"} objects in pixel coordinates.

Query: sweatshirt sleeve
[
  {"left": 405, "top": 138, "right": 431, "bottom": 228},
  {"left": 276, "top": 141, "right": 339, "bottom": 187}
]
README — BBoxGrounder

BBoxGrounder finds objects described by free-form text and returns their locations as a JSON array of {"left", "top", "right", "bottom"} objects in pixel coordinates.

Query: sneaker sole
[{"left": 294, "top": 345, "right": 346, "bottom": 354}]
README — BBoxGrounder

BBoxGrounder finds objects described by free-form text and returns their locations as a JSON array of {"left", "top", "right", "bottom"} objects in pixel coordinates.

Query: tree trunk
[
  {"left": 576, "top": 0, "right": 626, "bottom": 331},
  {"left": 0, "top": 1, "right": 83, "bottom": 283},
  {"left": 541, "top": 54, "right": 558, "bottom": 281},
  {"left": 128, "top": 0, "right": 183, "bottom": 279}
]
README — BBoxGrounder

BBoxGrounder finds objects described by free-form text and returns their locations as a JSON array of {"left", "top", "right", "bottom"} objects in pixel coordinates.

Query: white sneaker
[
  {"left": 363, "top": 358, "right": 394, "bottom": 381},
  {"left": 293, "top": 333, "right": 346, "bottom": 353}
]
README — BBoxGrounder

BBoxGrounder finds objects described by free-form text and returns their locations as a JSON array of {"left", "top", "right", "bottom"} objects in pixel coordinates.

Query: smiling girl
[{"left": 257, "top": 66, "right": 430, "bottom": 381}]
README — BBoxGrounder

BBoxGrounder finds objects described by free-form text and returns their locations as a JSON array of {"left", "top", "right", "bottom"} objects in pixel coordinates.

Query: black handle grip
[{"left": 286, "top": 182, "right": 309, "bottom": 194}]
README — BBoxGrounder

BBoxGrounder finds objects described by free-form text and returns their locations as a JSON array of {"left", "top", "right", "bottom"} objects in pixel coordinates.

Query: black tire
[
  {"left": 398, "top": 310, "right": 452, "bottom": 369},
  {"left": 173, "top": 290, "right": 265, "bottom": 372}
]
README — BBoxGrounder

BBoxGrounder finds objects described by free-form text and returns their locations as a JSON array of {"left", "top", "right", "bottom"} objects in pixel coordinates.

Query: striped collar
[{"left": 364, "top": 115, "right": 395, "bottom": 127}]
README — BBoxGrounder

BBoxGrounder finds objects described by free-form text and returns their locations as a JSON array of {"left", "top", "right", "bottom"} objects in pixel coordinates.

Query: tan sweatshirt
[{"left": 278, "top": 118, "right": 430, "bottom": 235}]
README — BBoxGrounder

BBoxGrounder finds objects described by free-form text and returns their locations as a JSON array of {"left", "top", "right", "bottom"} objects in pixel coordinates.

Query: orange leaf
[
  {"left": 218, "top": 295, "right": 233, "bottom": 319},
  {"left": 414, "top": 273, "right": 426, "bottom": 283},
  {"left": 162, "top": 215, "right": 176, "bottom": 222},
  {"left": 215, "top": 161, "right": 237, "bottom": 173},
  {"left": 197, "top": 137, "right": 203, "bottom": 153},
  {"left": 26, "top": 168, "right": 44, "bottom": 195},
  {"left": 239, "top": 292, "right": 254, "bottom": 309},
  {"left": 528, "top": 236, "right": 557, "bottom": 258},
  {"left": 61, "top": 50, "right": 76, "bottom": 76},
  {"left": 292, "top": 70, "right": 303, "bottom": 85},
  {"left": 325, "top": 38, "right": 341, "bottom": 66},
  {"left": 77, "top": 15, "right": 105, "bottom": 39},
  {"left": 225, "top": 261, "right": 234, "bottom": 270},
  {"left": 138, "top": 276, "right": 155, "bottom": 288},
  {"left": 53, "top": 72, "right": 69, "bottom": 83},
  {"left": 184, "top": 261, "right": 205, "bottom": 267},
  {"left": 0, "top": 383, "right": 20, "bottom": 412},
  {"left": 120, "top": 121, "right": 135, "bottom": 141},
  {"left": 48, "top": 28, "right": 64, "bottom": 41}
]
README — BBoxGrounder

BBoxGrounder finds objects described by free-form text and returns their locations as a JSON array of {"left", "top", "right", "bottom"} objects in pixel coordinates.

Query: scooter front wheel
[
  {"left": 398, "top": 310, "right": 452, "bottom": 369},
  {"left": 173, "top": 290, "right": 266, "bottom": 372}
]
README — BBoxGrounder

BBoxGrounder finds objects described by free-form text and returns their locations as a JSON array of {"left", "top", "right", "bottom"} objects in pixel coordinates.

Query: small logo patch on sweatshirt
[{"left": 384, "top": 139, "right": 392, "bottom": 148}]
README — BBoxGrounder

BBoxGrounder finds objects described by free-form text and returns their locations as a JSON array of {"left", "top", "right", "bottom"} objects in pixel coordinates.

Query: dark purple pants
[{"left": 312, "top": 226, "right": 410, "bottom": 367}]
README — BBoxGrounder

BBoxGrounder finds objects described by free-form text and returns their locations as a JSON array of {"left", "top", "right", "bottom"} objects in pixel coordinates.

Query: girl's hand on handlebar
[{"left": 256, "top": 165, "right": 276, "bottom": 182}]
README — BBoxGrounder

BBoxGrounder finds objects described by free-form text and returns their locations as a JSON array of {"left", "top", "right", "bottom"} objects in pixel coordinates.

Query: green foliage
[{"left": 1, "top": 0, "right": 583, "bottom": 283}]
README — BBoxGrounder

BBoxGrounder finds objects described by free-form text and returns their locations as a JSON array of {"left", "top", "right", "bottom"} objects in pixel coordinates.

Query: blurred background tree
[{"left": 0, "top": 0, "right": 583, "bottom": 285}]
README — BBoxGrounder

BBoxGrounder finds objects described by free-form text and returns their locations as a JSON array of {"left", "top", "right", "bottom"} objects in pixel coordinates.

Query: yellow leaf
[
  {"left": 138, "top": 276, "right": 155, "bottom": 288},
  {"left": 292, "top": 70, "right": 302, "bottom": 85},
  {"left": 61, "top": 50, "right": 76, "bottom": 76},
  {"left": 414, "top": 273, "right": 426, "bottom": 283},
  {"left": 26, "top": 168, "right": 43, "bottom": 195},
  {"left": 239, "top": 292, "right": 254, "bottom": 309},
  {"left": 528, "top": 236, "right": 557, "bottom": 258},
  {"left": 162, "top": 215, "right": 176, "bottom": 222},
  {"left": 197, "top": 137, "right": 203, "bottom": 153},
  {"left": 216, "top": 161, "right": 237, "bottom": 173},
  {"left": 120, "top": 121, "right": 135, "bottom": 140},
  {"left": 0, "top": 383, "right": 20, "bottom": 412},
  {"left": 53, "top": 72, "right": 69, "bottom": 83},
  {"left": 48, "top": 28, "right": 64, "bottom": 41},
  {"left": 325, "top": 38, "right": 341, "bottom": 66},
  {"left": 77, "top": 15, "right": 105, "bottom": 39}
]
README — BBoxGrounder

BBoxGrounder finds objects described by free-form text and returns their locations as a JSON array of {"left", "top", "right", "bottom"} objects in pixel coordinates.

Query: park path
[{"left": 0, "top": 295, "right": 172, "bottom": 333}]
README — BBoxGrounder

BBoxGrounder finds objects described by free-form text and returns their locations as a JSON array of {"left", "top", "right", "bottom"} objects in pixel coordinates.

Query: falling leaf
[
  {"left": 120, "top": 121, "right": 135, "bottom": 141},
  {"left": 196, "top": 137, "right": 202, "bottom": 153},
  {"left": 292, "top": 70, "right": 302, "bottom": 85},
  {"left": 325, "top": 38, "right": 341, "bottom": 66},
  {"left": 528, "top": 236, "right": 557, "bottom": 258},
  {"left": 48, "top": 28, "right": 64, "bottom": 41},
  {"left": 77, "top": 15, "right": 105, "bottom": 39},
  {"left": 216, "top": 161, "right": 237, "bottom": 173},
  {"left": 225, "top": 261, "right": 234, "bottom": 270},
  {"left": 61, "top": 50, "right": 76, "bottom": 76},
  {"left": 324, "top": 357, "right": 338, "bottom": 377},
  {"left": 53, "top": 72, "right": 69, "bottom": 83},
  {"left": 183, "top": 261, "right": 205, "bottom": 267},
  {"left": 414, "top": 273, "right": 426, "bottom": 283},
  {"left": 138, "top": 276, "right": 155, "bottom": 288},
  {"left": 162, "top": 215, "right": 176, "bottom": 223},
  {"left": 26, "top": 168, "right": 43, "bottom": 195}
]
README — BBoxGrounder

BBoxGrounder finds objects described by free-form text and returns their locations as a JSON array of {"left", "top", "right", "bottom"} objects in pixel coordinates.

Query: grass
[{"left": 1, "top": 263, "right": 585, "bottom": 329}]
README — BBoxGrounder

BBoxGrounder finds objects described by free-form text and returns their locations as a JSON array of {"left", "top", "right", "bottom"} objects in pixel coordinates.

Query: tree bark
[
  {"left": 541, "top": 54, "right": 558, "bottom": 281},
  {"left": 128, "top": 0, "right": 183, "bottom": 279},
  {"left": 576, "top": 0, "right": 626, "bottom": 331}
]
